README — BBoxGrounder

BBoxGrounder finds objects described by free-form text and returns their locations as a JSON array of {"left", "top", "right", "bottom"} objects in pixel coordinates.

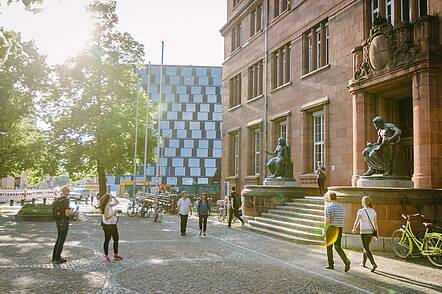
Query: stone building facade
[{"left": 220, "top": 0, "right": 442, "bottom": 192}]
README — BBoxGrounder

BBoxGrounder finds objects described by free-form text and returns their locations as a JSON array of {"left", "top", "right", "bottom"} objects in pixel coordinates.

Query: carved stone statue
[
  {"left": 362, "top": 116, "right": 401, "bottom": 176},
  {"left": 266, "top": 137, "right": 293, "bottom": 179}
]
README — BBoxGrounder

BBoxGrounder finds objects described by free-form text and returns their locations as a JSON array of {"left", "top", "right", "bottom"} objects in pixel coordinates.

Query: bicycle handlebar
[{"left": 401, "top": 213, "right": 424, "bottom": 220}]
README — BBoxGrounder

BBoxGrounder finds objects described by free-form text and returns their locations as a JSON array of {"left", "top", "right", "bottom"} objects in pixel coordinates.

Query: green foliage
[
  {"left": 4, "top": 0, "right": 44, "bottom": 13},
  {"left": 0, "top": 34, "right": 57, "bottom": 179},
  {"left": 42, "top": 0, "right": 155, "bottom": 193},
  {"left": 17, "top": 203, "right": 52, "bottom": 216}
]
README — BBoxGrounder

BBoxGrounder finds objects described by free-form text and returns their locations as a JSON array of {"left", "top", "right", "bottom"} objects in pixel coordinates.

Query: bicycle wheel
[
  {"left": 423, "top": 234, "right": 442, "bottom": 267},
  {"left": 218, "top": 210, "right": 225, "bottom": 222},
  {"left": 137, "top": 207, "right": 145, "bottom": 217},
  {"left": 157, "top": 212, "right": 163, "bottom": 223},
  {"left": 127, "top": 205, "right": 137, "bottom": 217},
  {"left": 391, "top": 229, "right": 412, "bottom": 258}
]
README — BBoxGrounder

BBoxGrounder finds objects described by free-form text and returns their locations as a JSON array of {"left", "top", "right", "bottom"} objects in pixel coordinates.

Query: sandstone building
[{"left": 220, "top": 0, "right": 442, "bottom": 192}]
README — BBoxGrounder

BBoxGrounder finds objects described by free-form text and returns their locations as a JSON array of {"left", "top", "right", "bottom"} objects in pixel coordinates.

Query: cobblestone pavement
[{"left": 0, "top": 202, "right": 441, "bottom": 293}]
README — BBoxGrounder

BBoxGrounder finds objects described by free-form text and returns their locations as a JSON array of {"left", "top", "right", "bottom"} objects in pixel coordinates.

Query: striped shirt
[{"left": 325, "top": 202, "right": 345, "bottom": 228}]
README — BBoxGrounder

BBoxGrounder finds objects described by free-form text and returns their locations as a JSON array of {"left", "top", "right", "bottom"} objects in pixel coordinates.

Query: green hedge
[{"left": 17, "top": 204, "right": 53, "bottom": 216}]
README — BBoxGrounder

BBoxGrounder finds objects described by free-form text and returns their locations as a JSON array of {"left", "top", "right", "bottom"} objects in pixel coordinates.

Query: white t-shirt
[
  {"left": 357, "top": 208, "right": 377, "bottom": 234},
  {"left": 102, "top": 205, "right": 118, "bottom": 225},
  {"left": 177, "top": 197, "right": 192, "bottom": 215}
]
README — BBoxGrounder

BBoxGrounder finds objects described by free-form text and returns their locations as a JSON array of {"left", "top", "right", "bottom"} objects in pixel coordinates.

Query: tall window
[
  {"left": 234, "top": 133, "right": 240, "bottom": 176},
  {"left": 248, "top": 60, "right": 263, "bottom": 99},
  {"left": 279, "top": 120, "right": 287, "bottom": 142},
  {"left": 231, "top": 23, "right": 241, "bottom": 52},
  {"left": 253, "top": 129, "right": 261, "bottom": 175},
  {"left": 271, "top": 43, "right": 291, "bottom": 89},
  {"left": 307, "top": 33, "right": 313, "bottom": 72},
  {"left": 313, "top": 111, "right": 324, "bottom": 170},
  {"left": 304, "top": 20, "right": 329, "bottom": 74},
  {"left": 371, "top": 0, "right": 379, "bottom": 23},
  {"left": 316, "top": 27, "right": 321, "bottom": 69},
  {"left": 250, "top": 4, "right": 263, "bottom": 37},
  {"left": 229, "top": 74, "right": 241, "bottom": 108},
  {"left": 274, "top": 0, "right": 288, "bottom": 18},
  {"left": 418, "top": 0, "right": 427, "bottom": 17},
  {"left": 386, "top": 0, "right": 394, "bottom": 24}
]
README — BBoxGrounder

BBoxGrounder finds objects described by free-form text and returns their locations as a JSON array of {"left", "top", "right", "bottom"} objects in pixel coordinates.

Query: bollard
[
  {"left": 21, "top": 199, "right": 25, "bottom": 206},
  {"left": 32, "top": 198, "right": 36, "bottom": 205},
  {"left": 10, "top": 199, "right": 14, "bottom": 206},
  {"left": 43, "top": 198, "right": 46, "bottom": 205}
]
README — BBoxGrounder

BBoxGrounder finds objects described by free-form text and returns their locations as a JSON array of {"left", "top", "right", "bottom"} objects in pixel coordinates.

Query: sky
[{"left": 0, "top": 0, "right": 227, "bottom": 66}]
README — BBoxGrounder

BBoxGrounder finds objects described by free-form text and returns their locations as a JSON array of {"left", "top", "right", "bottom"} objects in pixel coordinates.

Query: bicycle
[
  {"left": 217, "top": 200, "right": 226, "bottom": 222},
  {"left": 152, "top": 204, "right": 163, "bottom": 223},
  {"left": 391, "top": 213, "right": 442, "bottom": 267},
  {"left": 127, "top": 199, "right": 139, "bottom": 217}
]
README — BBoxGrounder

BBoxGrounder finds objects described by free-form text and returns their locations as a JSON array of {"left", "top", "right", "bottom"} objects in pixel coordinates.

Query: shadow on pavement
[{"left": 374, "top": 270, "right": 442, "bottom": 292}]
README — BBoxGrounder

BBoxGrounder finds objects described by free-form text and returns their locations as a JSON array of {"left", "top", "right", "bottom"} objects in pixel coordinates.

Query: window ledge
[
  {"left": 270, "top": 81, "right": 292, "bottom": 93},
  {"left": 246, "top": 94, "right": 264, "bottom": 104},
  {"left": 271, "top": 8, "right": 290, "bottom": 24},
  {"left": 248, "top": 29, "right": 264, "bottom": 44},
  {"left": 228, "top": 104, "right": 242, "bottom": 112},
  {"left": 301, "top": 64, "right": 330, "bottom": 79}
]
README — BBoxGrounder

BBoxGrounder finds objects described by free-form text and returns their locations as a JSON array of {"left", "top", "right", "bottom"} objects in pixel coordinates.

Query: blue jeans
[{"left": 52, "top": 219, "right": 69, "bottom": 261}]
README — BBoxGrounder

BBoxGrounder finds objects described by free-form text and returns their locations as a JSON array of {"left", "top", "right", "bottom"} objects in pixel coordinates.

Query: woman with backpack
[
  {"left": 197, "top": 193, "right": 211, "bottom": 236},
  {"left": 99, "top": 194, "right": 123, "bottom": 262},
  {"left": 352, "top": 195, "right": 379, "bottom": 272}
]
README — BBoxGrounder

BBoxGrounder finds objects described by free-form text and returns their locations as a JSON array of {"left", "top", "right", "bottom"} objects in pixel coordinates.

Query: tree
[
  {"left": 0, "top": 34, "right": 57, "bottom": 180},
  {"left": 42, "top": 0, "right": 155, "bottom": 196}
]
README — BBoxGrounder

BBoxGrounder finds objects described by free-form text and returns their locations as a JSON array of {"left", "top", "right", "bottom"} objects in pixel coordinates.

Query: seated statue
[
  {"left": 362, "top": 116, "right": 401, "bottom": 176},
  {"left": 266, "top": 137, "right": 292, "bottom": 178}
]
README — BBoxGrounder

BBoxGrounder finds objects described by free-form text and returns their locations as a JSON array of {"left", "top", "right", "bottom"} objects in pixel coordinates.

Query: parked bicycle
[
  {"left": 217, "top": 200, "right": 226, "bottom": 222},
  {"left": 391, "top": 213, "right": 442, "bottom": 267}
]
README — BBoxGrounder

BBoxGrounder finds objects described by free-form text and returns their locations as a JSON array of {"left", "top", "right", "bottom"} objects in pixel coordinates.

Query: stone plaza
[{"left": 0, "top": 202, "right": 441, "bottom": 294}]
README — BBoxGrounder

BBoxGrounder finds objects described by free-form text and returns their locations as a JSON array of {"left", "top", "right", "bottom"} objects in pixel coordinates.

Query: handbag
[{"left": 364, "top": 209, "right": 377, "bottom": 237}]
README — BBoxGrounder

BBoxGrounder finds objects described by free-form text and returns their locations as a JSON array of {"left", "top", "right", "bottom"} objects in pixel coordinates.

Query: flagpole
[
  {"left": 155, "top": 41, "right": 164, "bottom": 188},
  {"left": 143, "top": 62, "right": 151, "bottom": 194},
  {"left": 133, "top": 66, "right": 140, "bottom": 196}
]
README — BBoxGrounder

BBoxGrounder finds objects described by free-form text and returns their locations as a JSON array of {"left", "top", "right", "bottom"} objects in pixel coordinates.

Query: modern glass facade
[{"left": 137, "top": 65, "right": 222, "bottom": 186}]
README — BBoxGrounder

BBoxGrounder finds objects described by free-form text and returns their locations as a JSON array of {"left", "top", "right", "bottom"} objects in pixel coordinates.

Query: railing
[{"left": 0, "top": 189, "right": 56, "bottom": 203}]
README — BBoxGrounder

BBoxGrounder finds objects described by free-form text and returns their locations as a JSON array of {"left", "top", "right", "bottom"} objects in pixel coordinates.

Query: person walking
[
  {"left": 177, "top": 191, "right": 192, "bottom": 236},
  {"left": 52, "top": 186, "right": 71, "bottom": 264},
  {"left": 197, "top": 193, "right": 211, "bottom": 236},
  {"left": 228, "top": 186, "right": 245, "bottom": 227},
  {"left": 99, "top": 194, "right": 123, "bottom": 263},
  {"left": 324, "top": 192, "right": 350, "bottom": 272},
  {"left": 352, "top": 195, "right": 379, "bottom": 272},
  {"left": 315, "top": 162, "right": 326, "bottom": 196}
]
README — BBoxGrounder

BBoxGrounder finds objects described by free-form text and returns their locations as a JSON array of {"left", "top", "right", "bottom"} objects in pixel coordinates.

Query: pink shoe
[
  {"left": 104, "top": 255, "right": 111, "bottom": 263},
  {"left": 114, "top": 255, "right": 124, "bottom": 261}
]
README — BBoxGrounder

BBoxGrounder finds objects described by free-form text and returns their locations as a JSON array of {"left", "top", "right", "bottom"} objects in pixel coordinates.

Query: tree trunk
[{"left": 97, "top": 161, "right": 107, "bottom": 197}]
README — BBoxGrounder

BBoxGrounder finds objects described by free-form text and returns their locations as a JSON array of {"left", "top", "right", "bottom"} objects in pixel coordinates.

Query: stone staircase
[{"left": 246, "top": 196, "right": 325, "bottom": 245}]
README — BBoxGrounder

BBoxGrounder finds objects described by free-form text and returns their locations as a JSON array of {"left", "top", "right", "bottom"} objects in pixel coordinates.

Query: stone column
[
  {"left": 300, "top": 111, "right": 310, "bottom": 174},
  {"left": 351, "top": 91, "right": 377, "bottom": 186},
  {"left": 411, "top": 0, "right": 418, "bottom": 22},
  {"left": 412, "top": 70, "right": 442, "bottom": 188},
  {"left": 302, "top": 33, "right": 308, "bottom": 74},
  {"left": 320, "top": 22, "right": 326, "bottom": 67},
  {"left": 379, "top": 0, "right": 386, "bottom": 17},
  {"left": 394, "top": 0, "right": 401, "bottom": 25}
]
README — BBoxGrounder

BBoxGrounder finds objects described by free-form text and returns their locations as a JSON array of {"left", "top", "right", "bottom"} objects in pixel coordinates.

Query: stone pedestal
[
  {"left": 356, "top": 176, "right": 413, "bottom": 188},
  {"left": 241, "top": 185, "right": 304, "bottom": 217},
  {"left": 263, "top": 177, "right": 298, "bottom": 187}
]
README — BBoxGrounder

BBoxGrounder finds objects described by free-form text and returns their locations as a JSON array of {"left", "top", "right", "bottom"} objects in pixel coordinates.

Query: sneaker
[
  {"left": 104, "top": 255, "right": 111, "bottom": 263},
  {"left": 114, "top": 255, "right": 124, "bottom": 261},
  {"left": 54, "top": 258, "right": 67, "bottom": 264},
  {"left": 199, "top": 230, "right": 202, "bottom": 236},
  {"left": 203, "top": 232, "right": 206, "bottom": 237},
  {"left": 344, "top": 262, "right": 351, "bottom": 272},
  {"left": 360, "top": 263, "right": 366, "bottom": 268},
  {"left": 325, "top": 265, "right": 334, "bottom": 270},
  {"left": 371, "top": 264, "right": 377, "bottom": 273}
]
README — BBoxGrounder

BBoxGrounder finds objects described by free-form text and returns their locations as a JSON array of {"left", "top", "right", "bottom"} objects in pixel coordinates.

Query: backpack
[{"left": 52, "top": 198, "right": 66, "bottom": 219}]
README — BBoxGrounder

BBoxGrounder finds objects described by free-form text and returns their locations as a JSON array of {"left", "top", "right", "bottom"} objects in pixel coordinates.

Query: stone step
[
  {"left": 267, "top": 209, "right": 325, "bottom": 221},
  {"left": 254, "top": 217, "right": 323, "bottom": 234},
  {"left": 283, "top": 202, "right": 324, "bottom": 210},
  {"left": 275, "top": 206, "right": 324, "bottom": 216},
  {"left": 244, "top": 224, "right": 325, "bottom": 245},
  {"left": 261, "top": 213, "right": 324, "bottom": 227},
  {"left": 288, "top": 197, "right": 324, "bottom": 205},
  {"left": 248, "top": 220, "right": 324, "bottom": 241}
]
